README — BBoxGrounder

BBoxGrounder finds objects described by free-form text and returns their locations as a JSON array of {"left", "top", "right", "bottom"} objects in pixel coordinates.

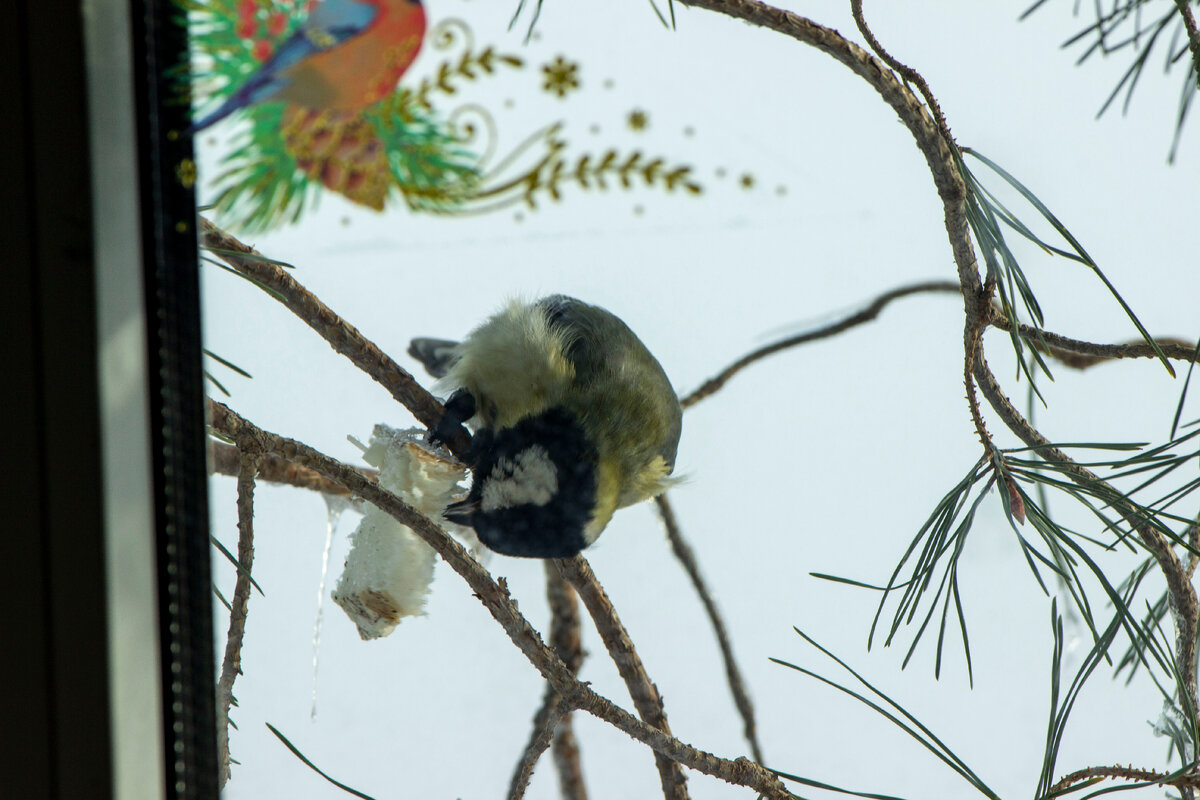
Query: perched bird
[
  {"left": 409, "top": 296, "right": 683, "bottom": 558},
  {"left": 191, "top": 0, "right": 426, "bottom": 132}
]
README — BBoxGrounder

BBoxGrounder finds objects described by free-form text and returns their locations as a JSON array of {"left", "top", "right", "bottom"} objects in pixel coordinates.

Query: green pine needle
[
  {"left": 776, "top": 628, "right": 1000, "bottom": 799},
  {"left": 266, "top": 723, "right": 378, "bottom": 800}
]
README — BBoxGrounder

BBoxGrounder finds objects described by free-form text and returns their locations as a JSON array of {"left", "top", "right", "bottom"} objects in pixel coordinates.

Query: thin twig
[
  {"left": 964, "top": 312, "right": 995, "bottom": 451},
  {"left": 216, "top": 448, "right": 262, "bottom": 788},
  {"left": 655, "top": 494, "right": 764, "bottom": 765},
  {"left": 849, "top": 0, "right": 953, "bottom": 144},
  {"left": 1051, "top": 763, "right": 1200, "bottom": 794},
  {"left": 545, "top": 563, "right": 588, "bottom": 800},
  {"left": 556, "top": 556, "right": 690, "bottom": 800},
  {"left": 207, "top": 400, "right": 794, "bottom": 799},
  {"left": 209, "top": 440, "right": 375, "bottom": 495},
  {"left": 509, "top": 565, "right": 588, "bottom": 800},
  {"left": 987, "top": 313, "right": 1197, "bottom": 368},
  {"left": 682, "top": 280, "right": 960, "bottom": 409},
  {"left": 508, "top": 695, "right": 569, "bottom": 800},
  {"left": 199, "top": 217, "right": 472, "bottom": 460},
  {"left": 552, "top": 706, "right": 587, "bottom": 800},
  {"left": 546, "top": 562, "right": 587, "bottom": 676}
]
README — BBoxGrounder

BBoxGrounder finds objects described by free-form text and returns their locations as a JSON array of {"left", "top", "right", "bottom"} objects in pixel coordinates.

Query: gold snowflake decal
[
  {"left": 628, "top": 109, "right": 649, "bottom": 131},
  {"left": 542, "top": 56, "right": 580, "bottom": 98}
]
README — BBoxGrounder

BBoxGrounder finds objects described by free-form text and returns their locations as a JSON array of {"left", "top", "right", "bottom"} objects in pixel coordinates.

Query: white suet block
[{"left": 332, "top": 426, "right": 468, "bottom": 639}]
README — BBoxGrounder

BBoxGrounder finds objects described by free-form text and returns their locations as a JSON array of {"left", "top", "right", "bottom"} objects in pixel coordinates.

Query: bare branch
[
  {"left": 556, "top": 556, "right": 690, "bottom": 800},
  {"left": 199, "top": 217, "right": 471, "bottom": 459},
  {"left": 545, "top": 563, "right": 588, "bottom": 800},
  {"left": 216, "top": 448, "right": 262, "bottom": 788},
  {"left": 656, "top": 494, "right": 764, "bottom": 765},
  {"left": 209, "top": 440, "right": 373, "bottom": 495},
  {"left": 987, "top": 313, "right": 1197, "bottom": 369},
  {"left": 964, "top": 315, "right": 995, "bottom": 451},
  {"left": 564, "top": 684, "right": 790, "bottom": 800},
  {"left": 509, "top": 564, "right": 588, "bottom": 800},
  {"left": 1051, "top": 763, "right": 1200, "bottom": 795},
  {"left": 508, "top": 695, "right": 568, "bottom": 800},
  {"left": 682, "top": 280, "right": 960, "bottom": 409},
  {"left": 552, "top": 710, "right": 587, "bottom": 800},
  {"left": 850, "top": 0, "right": 953, "bottom": 142},
  {"left": 207, "top": 400, "right": 794, "bottom": 799},
  {"left": 546, "top": 560, "right": 587, "bottom": 683}
]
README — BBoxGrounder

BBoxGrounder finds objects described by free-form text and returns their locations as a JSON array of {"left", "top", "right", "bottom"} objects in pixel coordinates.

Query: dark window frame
[{"left": 3, "top": 0, "right": 217, "bottom": 797}]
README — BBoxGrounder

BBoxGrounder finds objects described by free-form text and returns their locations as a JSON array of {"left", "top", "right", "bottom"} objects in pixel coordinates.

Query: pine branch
[{"left": 972, "top": 354, "right": 1199, "bottom": 722}]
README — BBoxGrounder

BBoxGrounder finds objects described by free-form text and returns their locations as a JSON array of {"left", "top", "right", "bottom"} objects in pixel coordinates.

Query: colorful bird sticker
[{"left": 191, "top": 0, "right": 427, "bottom": 132}]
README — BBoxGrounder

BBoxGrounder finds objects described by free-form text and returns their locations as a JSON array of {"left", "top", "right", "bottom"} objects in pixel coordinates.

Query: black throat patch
[{"left": 450, "top": 407, "right": 597, "bottom": 558}]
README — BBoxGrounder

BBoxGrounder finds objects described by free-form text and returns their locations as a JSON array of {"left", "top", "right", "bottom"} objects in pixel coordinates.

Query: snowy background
[{"left": 198, "top": 1, "right": 1200, "bottom": 797}]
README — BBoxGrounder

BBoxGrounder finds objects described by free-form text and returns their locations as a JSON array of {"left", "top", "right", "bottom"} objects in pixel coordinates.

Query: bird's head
[{"left": 445, "top": 407, "right": 602, "bottom": 559}]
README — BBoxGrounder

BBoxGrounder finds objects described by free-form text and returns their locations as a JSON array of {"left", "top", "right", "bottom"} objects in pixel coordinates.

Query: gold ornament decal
[
  {"left": 541, "top": 55, "right": 581, "bottom": 98},
  {"left": 185, "top": 2, "right": 774, "bottom": 231},
  {"left": 281, "top": 107, "right": 392, "bottom": 211}
]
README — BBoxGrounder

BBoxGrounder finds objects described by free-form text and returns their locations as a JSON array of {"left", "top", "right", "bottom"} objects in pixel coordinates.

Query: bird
[
  {"left": 409, "top": 295, "right": 683, "bottom": 559},
  {"left": 191, "top": 0, "right": 426, "bottom": 132}
]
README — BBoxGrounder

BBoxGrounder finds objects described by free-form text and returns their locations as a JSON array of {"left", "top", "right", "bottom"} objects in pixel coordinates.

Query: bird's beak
[{"left": 444, "top": 497, "right": 479, "bottom": 527}]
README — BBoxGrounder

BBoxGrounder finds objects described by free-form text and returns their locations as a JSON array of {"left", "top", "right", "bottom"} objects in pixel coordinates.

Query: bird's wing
[
  {"left": 190, "top": 0, "right": 381, "bottom": 131},
  {"left": 255, "top": 0, "right": 379, "bottom": 76},
  {"left": 191, "top": 0, "right": 380, "bottom": 131},
  {"left": 303, "top": 0, "right": 380, "bottom": 46}
]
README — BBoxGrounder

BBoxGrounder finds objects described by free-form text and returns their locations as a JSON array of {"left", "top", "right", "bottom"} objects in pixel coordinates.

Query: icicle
[{"left": 311, "top": 493, "right": 353, "bottom": 720}]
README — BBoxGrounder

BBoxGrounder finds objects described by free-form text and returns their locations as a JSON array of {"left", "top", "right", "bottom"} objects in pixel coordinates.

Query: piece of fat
[{"left": 333, "top": 426, "right": 467, "bottom": 640}]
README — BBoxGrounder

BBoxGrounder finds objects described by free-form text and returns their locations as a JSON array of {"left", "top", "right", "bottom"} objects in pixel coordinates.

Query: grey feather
[{"left": 408, "top": 337, "right": 459, "bottom": 378}]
